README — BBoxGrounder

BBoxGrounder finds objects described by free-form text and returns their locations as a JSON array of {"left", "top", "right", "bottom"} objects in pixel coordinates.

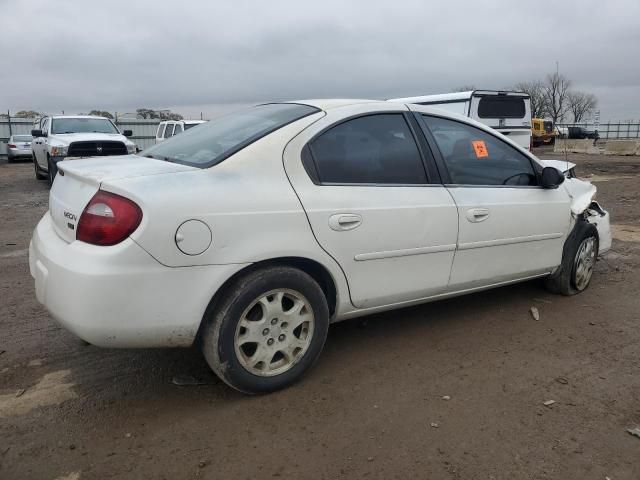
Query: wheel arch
[{"left": 196, "top": 256, "right": 339, "bottom": 342}]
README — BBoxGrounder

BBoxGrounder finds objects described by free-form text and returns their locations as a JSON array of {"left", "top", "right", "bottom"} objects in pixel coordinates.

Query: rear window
[
  {"left": 142, "top": 104, "right": 320, "bottom": 168},
  {"left": 477, "top": 96, "right": 526, "bottom": 119},
  {"left": 13, "top": 135, "right": 32, "bottom": 142}
]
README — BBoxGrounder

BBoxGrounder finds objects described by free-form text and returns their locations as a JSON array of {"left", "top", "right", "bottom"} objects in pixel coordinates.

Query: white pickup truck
[{"left": 31, "top": 115, "right": 137, "bottom": 184}]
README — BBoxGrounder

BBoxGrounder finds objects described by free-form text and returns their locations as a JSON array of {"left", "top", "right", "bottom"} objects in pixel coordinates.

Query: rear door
[
  {"left": 283, "top": 104, "right": 458, "bottom": 309},
  {"left": 417, "top": 113, "right": 570, "bottom": 289},
  {"left": 469, "top": 92, "right": 531, "bottom": 150}
]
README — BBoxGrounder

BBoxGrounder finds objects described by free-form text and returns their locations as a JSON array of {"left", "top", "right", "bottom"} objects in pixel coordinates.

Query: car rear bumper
[
  {"left": 29, "top": 212, "right": 247, "bottom": 348},
  {"left": 8, "top": 148, "right": 32, "bottom": 157}
]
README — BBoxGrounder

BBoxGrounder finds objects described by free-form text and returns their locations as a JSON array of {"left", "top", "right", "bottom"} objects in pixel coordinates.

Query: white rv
[{"left": 389, "top": 90, "right": 532, "bottom": 150}]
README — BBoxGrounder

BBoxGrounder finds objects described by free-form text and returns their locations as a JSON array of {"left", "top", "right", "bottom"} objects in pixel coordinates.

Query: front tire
[
  {"left": 201, "top": 266, "right": 329, "bottom": 394},
  {"left": 545, "top": 220, "right": 599, "bottom": 295}
]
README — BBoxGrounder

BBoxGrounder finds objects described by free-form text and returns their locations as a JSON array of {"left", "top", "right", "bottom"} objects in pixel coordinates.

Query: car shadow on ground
[{"left": 52, "top": 278, "right": 549, "bottom": 404}]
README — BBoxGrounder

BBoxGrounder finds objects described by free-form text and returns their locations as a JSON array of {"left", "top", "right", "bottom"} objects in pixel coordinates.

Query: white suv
[
  {"left": 155, "top": 120, "right": 206, "bottom": 143},
  {"left": 31, "top": 115, "right": 137, "bottom": 184}
]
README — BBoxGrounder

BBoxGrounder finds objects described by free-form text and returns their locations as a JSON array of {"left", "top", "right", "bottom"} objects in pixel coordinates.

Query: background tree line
[
  {"left": 454, "top": 72, "right": 598, "bottom": 124},
  {"left": 1, "top": 108, "right": 184, "bottom": 120},
  {"left": 515, "top": 73, "right": 597, "bottom": 123}
]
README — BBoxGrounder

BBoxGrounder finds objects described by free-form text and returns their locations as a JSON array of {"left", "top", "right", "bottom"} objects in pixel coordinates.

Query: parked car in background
[
  {"left": 388, "top": 90, "right": 532, "bottom": 150},
  {"left": 155, "top": 120, "right": 206, "bottom": 143},
  {"left": 6, "top": 134, "right": 33, "bottom": 162},
  {"left": 568, "top": 126, "right": 599, "bottom": 140},
  {"left": 29, "top": 100, "right": 611, "bottom": 394},
  {"left": 31, "top": 115, "right": 137, "bottom": 185}
]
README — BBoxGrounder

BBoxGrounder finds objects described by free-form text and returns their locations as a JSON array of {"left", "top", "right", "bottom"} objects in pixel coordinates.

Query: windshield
[
  {"left": 14, "top": 135, "right": 32, "bottom": 142},
  {"left": 183, "top": 123, "right": 201, "bottom": 130},
  {"left": 51, "top": 118, "right": 119, "bottom": 134},
  {"left": 141, "top": 103, "right": 320, "bottom": 167}
]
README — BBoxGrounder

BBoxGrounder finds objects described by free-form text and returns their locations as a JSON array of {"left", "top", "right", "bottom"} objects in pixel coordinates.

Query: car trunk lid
[{"left": 50, "top": 155, "right": 196, "bottom": 243}]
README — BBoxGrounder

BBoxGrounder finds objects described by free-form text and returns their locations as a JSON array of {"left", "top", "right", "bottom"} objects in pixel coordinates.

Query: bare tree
[
  {"left": 14, "top": 110, "right": 42, "bottom": 118},
  {"left": 451, "top": 85, "right": 476, "bottom": 92},
  {"left": 135, "top": 108, "right": 183, "bottom": 120},
  {"left": 567, "top": 91, "right": 597, "bottom": 122},
  {"left": 88, "top": 110, "right": 114, "bottom": 119},
  {"left": 514, "top": 81, "right": 547, "bottom": 118},
  {"left": 543, "top": 73, "right": 571, "bottom": 124}
]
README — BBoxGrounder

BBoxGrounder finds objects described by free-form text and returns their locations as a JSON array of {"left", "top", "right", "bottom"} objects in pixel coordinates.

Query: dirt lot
[{"left": 1, "top": 153, "right": 639, "bottom": 480}]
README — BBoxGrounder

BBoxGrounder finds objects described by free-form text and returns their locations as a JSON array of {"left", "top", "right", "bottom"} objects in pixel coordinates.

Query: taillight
[
  {"left": 77, "top": 190, "right": 142, "bottom": 246},
  {"left": 8, "top": 144, "right": 16, "bottom": 148}
]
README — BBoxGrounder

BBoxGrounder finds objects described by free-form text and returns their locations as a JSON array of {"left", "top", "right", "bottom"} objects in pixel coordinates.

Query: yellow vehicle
[{"left": 531, "top": 118, "right": 556, "bottom": 146}]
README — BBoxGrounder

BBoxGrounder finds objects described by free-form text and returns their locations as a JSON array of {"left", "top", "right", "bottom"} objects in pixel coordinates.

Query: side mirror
[
  {"left": 541, "top": 166, "right": 565, "bottom": 189},
  {"left": 31, "top": 129, "right": 44, "bottom": 137},
  {"left": 123, "top": 129, "right": 133, "bottom": 137}
]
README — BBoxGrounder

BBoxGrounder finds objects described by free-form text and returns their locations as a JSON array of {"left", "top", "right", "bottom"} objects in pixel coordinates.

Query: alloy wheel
[
  {"left": 234, "top": 289, "right": 315, "bottom": 377},
  {"left": 573, "top": 236, "right": 596, "bottom": 291}
]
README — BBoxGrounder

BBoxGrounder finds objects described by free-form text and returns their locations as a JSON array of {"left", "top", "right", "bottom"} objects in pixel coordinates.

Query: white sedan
[{"left": 29, "top": 100, "right": 611, "bottom": 393}]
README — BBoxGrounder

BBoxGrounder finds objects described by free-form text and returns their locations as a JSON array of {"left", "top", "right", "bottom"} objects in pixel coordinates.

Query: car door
[
  {"left": 417, "top": 113, "right": 571, "bottom": 290},
  {"left": 283, "top": 105, "right": 458, "bottom": 309},
  {"left": 33, "top": 117, "right": 49, "bottom": 168}
]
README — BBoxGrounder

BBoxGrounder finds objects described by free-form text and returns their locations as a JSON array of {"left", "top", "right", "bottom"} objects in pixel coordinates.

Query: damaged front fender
[{"left": 562, "top": 177, "right": 612, "bottom": 254}]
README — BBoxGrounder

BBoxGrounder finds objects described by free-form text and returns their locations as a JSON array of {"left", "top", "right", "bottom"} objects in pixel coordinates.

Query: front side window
[
  {"left": 308, "top": 114, "right": 427, "bottom": 184},
  {"left": 51, "top": 118, "right": 119, "bottom": 134},
  {"left": 422, "top": 115, "right": 537, "bottom": 186},
  {"left": 142, "top": 103, "right": 319, "bottom": 168},
  {"left": 174, "top": 123, "right": 184, "bottom": 134},
  {"left": 164, "top": 123, "right": 174, "bottom": 138}
]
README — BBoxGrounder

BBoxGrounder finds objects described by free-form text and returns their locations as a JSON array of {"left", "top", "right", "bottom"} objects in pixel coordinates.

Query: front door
[
  {"left": 417, "top": 113, "right": 571, "bottom": 290},
  {"left": 284, "top": 107, "right": 458, "bottom": 309}
]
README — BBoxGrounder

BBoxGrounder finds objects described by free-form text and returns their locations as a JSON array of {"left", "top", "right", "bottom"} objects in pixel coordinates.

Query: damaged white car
[{"left": 29, "top": 100, "right": 611, "bottom": 394}]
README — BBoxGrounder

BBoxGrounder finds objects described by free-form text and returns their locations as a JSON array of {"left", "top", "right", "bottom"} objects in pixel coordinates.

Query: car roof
[{"left": 287, "top": 99, "right": 381, "bottom": 110}]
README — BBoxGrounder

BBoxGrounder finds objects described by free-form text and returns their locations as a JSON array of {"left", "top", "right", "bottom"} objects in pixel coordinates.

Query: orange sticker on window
[{"left": 472, "top": 140, "right": 489, "bottom": 158}]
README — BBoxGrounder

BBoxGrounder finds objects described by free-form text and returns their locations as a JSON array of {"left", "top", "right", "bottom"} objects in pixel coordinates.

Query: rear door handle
[
  {"left": 329, "top": 213, "right": 363, "bottom": 231},
  {"left": 466, "top": 208, "right": 490, "bottom": 223}
]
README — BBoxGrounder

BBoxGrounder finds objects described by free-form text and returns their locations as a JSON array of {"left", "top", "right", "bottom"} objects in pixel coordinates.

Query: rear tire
[
  {"left": 201, "top": 266, "right": 329, "bottom": 394},
  {"left": 33, "top": 156, "right": 47, "bottom": 180},
  {"left": 545, "top": 220, "right": 599, "bottom": 296}
]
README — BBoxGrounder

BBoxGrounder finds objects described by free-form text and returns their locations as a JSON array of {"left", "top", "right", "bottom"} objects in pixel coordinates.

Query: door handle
[
  {"left": 466, "top": 208, "right": 490, "bottom": 223},
  {"left": 328, "top": 213, "right": 363, "bottom": 231}
]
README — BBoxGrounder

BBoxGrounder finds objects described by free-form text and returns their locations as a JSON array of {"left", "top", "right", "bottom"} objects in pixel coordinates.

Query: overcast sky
[{"left": 2, "top": 0, "right": 639, "bottom": 121}]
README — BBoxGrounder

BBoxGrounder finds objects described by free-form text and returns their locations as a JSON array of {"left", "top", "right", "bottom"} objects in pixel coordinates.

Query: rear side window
[
  {"left": 308, "top": 114, "right": 427, "bottom": 185},
  {"left": 157, "top": 123, "right": 166, "bottom": 138},
  {"left": 422, "top": 115, "right": 537, "bottom": 186},
  {"left": 477, "top": 96, "right": 525, "bottom": 118},
  {"left": 164, "top": 123, "right": 174, "bottom": 138}
]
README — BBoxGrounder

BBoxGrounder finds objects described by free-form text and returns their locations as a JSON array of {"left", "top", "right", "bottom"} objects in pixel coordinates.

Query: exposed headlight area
[
  {"left": 126, "top": 143, "right": 136, "bottom": 154},
  {"left": 50, "top": 145, "right": 68, "bottom": 156}
]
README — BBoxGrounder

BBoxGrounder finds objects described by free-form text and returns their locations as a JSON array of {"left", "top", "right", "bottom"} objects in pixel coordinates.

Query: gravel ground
[{"left": 1, "top": 153, "right": 639, "bottom": 480}]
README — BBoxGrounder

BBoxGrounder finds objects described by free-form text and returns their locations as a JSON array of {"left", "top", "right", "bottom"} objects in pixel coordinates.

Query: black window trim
[
  {"left": 302, "top": 111, "right": 442, "bottom": 187},
  {"left": 415, "top": 112, "right": 544, "bottom": 189}
]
